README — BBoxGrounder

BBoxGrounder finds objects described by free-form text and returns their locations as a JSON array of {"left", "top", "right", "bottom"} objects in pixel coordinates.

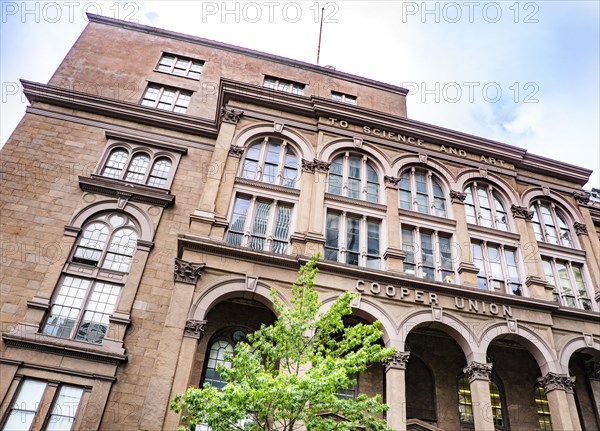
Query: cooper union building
[{"left": 1, "top": 14, "right": 599, "bottom": 431}]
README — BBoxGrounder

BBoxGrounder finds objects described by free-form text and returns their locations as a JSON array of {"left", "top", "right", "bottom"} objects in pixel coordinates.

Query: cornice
[
  {"left": 466, "top": 224, "right": 522, "bottom": 244},
  {"left": 79, "top": 175, "right": 176, "bottom": 207},
  {"left": 86, "top": 14, "right": 409, "bottom": 96},
  {"left": 21, "top": 80, "right": 217, "bottom": 137},
  {"left": 324, "top": 193, "right": 387, "bottom": 213},
  {"left": 234, "top": 177, "right": 301, "bottom": 197}
]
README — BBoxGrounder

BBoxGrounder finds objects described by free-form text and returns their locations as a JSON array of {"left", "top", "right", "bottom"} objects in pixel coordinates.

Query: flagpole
[{"left": 316, "top": 6, "right": 324, "bottom": 65}]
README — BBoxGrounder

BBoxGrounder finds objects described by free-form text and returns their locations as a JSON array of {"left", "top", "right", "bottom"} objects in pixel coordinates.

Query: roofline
[{"left": 85, "top": 13, "right": 409, "bottom": 96}]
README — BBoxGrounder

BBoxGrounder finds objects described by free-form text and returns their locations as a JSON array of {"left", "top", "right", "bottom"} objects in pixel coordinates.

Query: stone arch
[
  {"left": 231, "top": 123, "right": 315, "bottom": 161},
  {"left": 318, "top": 294, "right": 397, "bottom": 348},
  {"left": 558, "top": 335, "right": 600, "bottom": 374},
  {"left": 479, "top": 321, "right": 560, "bottom": 375},
  {"left": 318, "top": 139, "right": 393, "bottom": 177},
  {"left": 397, "top": 309, "right": 479, "bottom": 363},
  {"left": 68, "top": 199, "right": 154, "bottom": 242},
  {"left": 455, "top": 169, "right": 521, "bottom": 207},
  {"left": 188, "top": 277, "right": 290, "bottom": 322},
  {"left": 391, "top": 153, "right": 457, "bottom": 188},
  {"left": 521, "top": 187, "right": 584, "bottom": 224}
]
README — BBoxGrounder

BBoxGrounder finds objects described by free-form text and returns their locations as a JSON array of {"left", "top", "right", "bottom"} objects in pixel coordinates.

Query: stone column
[
  {"left": 163, "top": 319, "right": 208, "bottom": 431},
  {"left": 289, "top": 160, "right": 317, "bottom": 256},
  {"left": 384, "top": 176, "right": 405, "bottom": 273},
  {"left": 463, "top": 362, "right": 494, "bottom": 431},
  {"left": 305, "top": 159, "right": 330, "bottom": 255},
  {"left": 139, "top": 259, "right": 205, "bottom": 430},
  {"left": 383, "top": 352, "right": 410, "bottom": 431},
  {"left": 190, "top": 107, "right": 242, "bottom": 236},
  {"left": 537, "top": 372, "right": 578, "bottom": 431},
  {"left": 573, "top": 221, "right": 600, "bottom": 294},
  {"left": 587, "top": 362, "right": 600, "bottom": 426},
  {"left": 450, "top": 190, "right": 480, "bottom": 287}
]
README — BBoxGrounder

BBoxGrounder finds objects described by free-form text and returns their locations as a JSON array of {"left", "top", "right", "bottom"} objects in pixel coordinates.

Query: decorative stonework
[
  {"left": 463, "top": 362, "right": 492, "bottom": 381},
  {"left": 174, "top": 258, "right": 205, "bottom": 285},
  {"left": 573, "top": 222, "right": 588, "bottom": 236},
  {"left": 384, "top": 176, "right": 400, "bottom": 189},
  {"left": 537, "top": 372, "right": 576, "bottom": 394},
  {"left": 383, "top": 351, "right": 410, "bottom": 372},
  {"left": 450, "top": 190, "right": 467, "bottom": 204},
  {"left": 573, "top": 191, "right": 590, "bottom": 205},
  {"left": 221, "top": 107, "right": 243, "bottom": 124},
  {"left": 228, "top": 146, "right": 245, "bottom": 158},
  {"left": 511, "top": 204, "right": 534, "bottom": 220},
  {"left": 302, "top": 158, "right": 330, "bottom": 173},
  {"left": 184, "top": 319, "right": 207, "bottom": 339}
]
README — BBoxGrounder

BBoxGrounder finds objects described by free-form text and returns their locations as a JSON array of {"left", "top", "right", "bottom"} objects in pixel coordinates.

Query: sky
[{"left": 1, "top": 1, "right": 599, "bottom": 189}]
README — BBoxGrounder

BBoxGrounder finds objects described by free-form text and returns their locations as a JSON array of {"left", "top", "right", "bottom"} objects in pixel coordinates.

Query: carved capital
[
  {"left": 382, "top": 351, "right": 410, "bottom": 372},
  {"left": 228, "top": 145, "right": 245, "bottom": 158},
  {"left": 221, "top": 107, "right": 243, "bottom": 124},
  {"left": 511, "top": 204, "right": 534, "bottom": 220},
  {"left": 174, "top": 258, "right": 205, "bottom": 285},
  {"left": 302, "top": 158, "right": 330, "bottom": 173},
  {"left": 573, "top": 191, "right": 591, "bottom": 206},
  {"left": 573, "top": 222, "right": 588, "bottom": 236},
  {"left": 537, "top": 372, "right": 576, "bottom": 394},
  {"left": 384, "top": 176, "right": 401, "bottom": 190},
  {"left": 463, "top": 362, "right": 492, "bottom": 381},
  {"left": 301, "top": 158, "right": 316, "bottom": 173},
  {"left": 184, "top": 319, "right": 207, "bottom": 339},
  {"left": 450, "top": 190, "right": 467, "bottom": 204}
]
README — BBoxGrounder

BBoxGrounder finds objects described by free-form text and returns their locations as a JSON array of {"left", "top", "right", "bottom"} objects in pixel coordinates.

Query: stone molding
[
  {"left": 537, "top": 372, "right": 576, "bottom": 394},
  {"left": 174, "top": 258, "right": 206, "bottom": 285},
  {"left": 184, "top": 320, "right": 208, "bottom": 339},
  {"left": 79, "top": 175, "right": 175, "bottom": 207},
  {"left": 228, "top": 145, "right": 245, "bottom": 158},
  {"left": 221, "top": 107, "right": 243, "bottom": 124},
  {"left": 463, "top": 362, "right": 492, "bottom": 381},
  {"left": 383, "top": 351, "right": 410, "bottom": 372},
  {"left": 573, "top": 222, "right": 588, "bottom": 236},
  {"left": 384, "top": 176, "right": 400, "bottom": 190},
  {"left": 511, "top": 204, "right": 534, "bottom": 220},
  {"left": 450, "top": 190, "right": 467, "bottom": 204},
  {"left": 573, "top": 191, "right": 591, "bottom": 205},
  {"left": 302, "top": 158, "right": 331, "bottom": 173}
]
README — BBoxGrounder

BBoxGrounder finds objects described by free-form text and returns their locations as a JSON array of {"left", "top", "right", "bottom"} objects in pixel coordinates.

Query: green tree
[{"left": 170, "top": 255, "right": 395, "bottom": 431}]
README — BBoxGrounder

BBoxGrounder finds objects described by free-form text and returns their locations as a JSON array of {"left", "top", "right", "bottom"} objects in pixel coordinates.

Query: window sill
[
  {"left": 79, "top": 175, "right": 175, "bottom": 207},
  {"left": 3, "top": 323, "right": 127, "bottom": 364}
]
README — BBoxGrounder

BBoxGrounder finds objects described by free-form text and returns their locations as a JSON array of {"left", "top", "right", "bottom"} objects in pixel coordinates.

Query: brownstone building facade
[{"left": 1, "top": 14, "right": 599, "bottom": 431}]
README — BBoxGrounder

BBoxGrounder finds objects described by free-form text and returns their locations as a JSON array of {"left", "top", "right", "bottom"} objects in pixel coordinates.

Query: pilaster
[
  {"left": 383, "top": 351, "right": 410, "bottom": 431},
  {"left": 463, "top": 361, "right": 495, "bottom": 431},
  {"left": 449, "top": 190, "right": 478, "bottom": 287},
  {"left": 538, "top": 372, "right": 578, "bottom": 431}
]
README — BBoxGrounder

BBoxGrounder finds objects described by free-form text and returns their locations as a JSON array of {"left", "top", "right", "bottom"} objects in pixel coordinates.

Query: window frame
[
  {"left": 327, "top": 152, "right": 381, "bottom": 203},
  {"left": 529, "top": 200, "right": 575, "bottom": 248},
  {"left": 401, "top": 224, "right": 455, "bottom": 283},
  {"left": 542, "top": 256, "right": 593, "bottom": 310},
  {"left": 42, "top": 275, "right": 122, "bottom": 345},
  {"left": 534, "top": 385, "right": 553, "bottom": 431},
  {"left": 262, "top": 75, "right": 305, "bottom": 95},
  {"left": 240, "top": 137, "right": 300, "bottom": 188},
  {"left": 471, "top": 240, "right": 524, "bottom": 296},
  {"left": 155, "top": 52, "right": 204, "bottom": 80},
  {"left": 398, "top": 167, "right": 447, "bottom": 217},
  {"left": 331, "top": 91, "right": 357, "bottom": 105},
  {"left": 464, "top": 182, "right": 510, "bottom": 231},
  {"left": 140, "top": 83, "right": 192, "bottom": 113}
]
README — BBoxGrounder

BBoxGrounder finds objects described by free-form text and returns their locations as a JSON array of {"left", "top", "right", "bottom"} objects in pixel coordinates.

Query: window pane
[
  {"left": 43, "top": 277, "right": 91, "bottom": 338},
  {"left": 147, "top": 158, "right": 172, "bottom": 188},
  {"left": 102, "top": 149, "right": 128, "bottom": 179},
  {"left": 325, "top": 213, "right": 340, "bottom": 261},
  {"left": 74, "top": 222, "right": 108, "bottom": 265},
  {"left": 76, "top": 282, "right": 120, "bottom": 343},
  {"left": 125, "top": 154, "right": 150, "bottom": 183},
  {"left": 228, "top": 197, "right": 249, "bottom": 246},
  {"left": 346, "top": 216, "right": 360, "bottom": 265},
  {"left": 45, "top": 385, "right": 84, "bottom": 431}
]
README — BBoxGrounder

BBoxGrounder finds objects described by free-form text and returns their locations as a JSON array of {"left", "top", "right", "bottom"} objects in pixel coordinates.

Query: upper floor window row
[
  {"left": 328, "top": 153, "right": 379, "bottom": 203},
  {"left": 472, "top": 241, "right": 522, "bottom": 296},
  {"left": 464, "top": 183, "right": 509, "bottom": 231},
  {"left": 530, "top": 200, "right": 573, "bottom": 248},
  {"left": 399, "top": 168, "right": 446, "bottom": 217},
  {"left": 263, "top": 76, "right": 305, "bottom": 95},
  {"left": 101, "top": 148, "right": 172, "bottom": 188},
  {"left": 157, "top": 53, "right": 204, "bottom": 79},
  {"left": 331, "top": 91, "right": 357, "bottom": 105},
  {"left": 542, "top": 257, "right": 591, "bottom": 310},
  {"left": 324, "top": 211, "right": 381, "bottom": 269},
  {"left": 141, "top": 84, "right": 191, "bottom": 113},
  {"left": 241, "top": 137, "right": 299, "bottom": 188}
]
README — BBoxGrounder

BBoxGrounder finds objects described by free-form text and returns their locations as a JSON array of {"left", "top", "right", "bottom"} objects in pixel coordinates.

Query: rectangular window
[
  {"left": 331, "top": 91, "right": 357, "bottom": 105},
  {"left": 401, "top": 226, "right": 454, "bottom": 282},
  {"left": 324, "top": 211, "right": 381, "bottom": 269},
  {"left": 542, "top": 257, "right": 591, "bottom": 310},
  {"left": 226, "top": 196, "right": 293, "bottom": 254},
  {"left": 141, "top": 84, "right": 192, "bottom": 113},
  {"left": 42, "top": 276, "right": 120, "bottom": 344},
  {"left": 2, "top": 379, "right": 47, "bottom": 431},
  {"left": 471, "top": 242, "right": 522, "bottom": 295},
  {"left": 263, "top": 76, "right": 305, "bottom": 95},
  {"left": 157, "top": 53, "right": 204, "bottom": 79},
  {"left": 45, "top": 385, "right": 84, "bottom": 431}
]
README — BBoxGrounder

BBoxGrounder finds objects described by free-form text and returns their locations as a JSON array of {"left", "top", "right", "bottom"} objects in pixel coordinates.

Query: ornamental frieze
[
  {"left": 463, "top": 362, "right": 492, "bottom": 381},
  {"left": 174, "top": 258, "right": 205, "bottom": 285},
  {"left": 537, "top": 372, "right": 575, "bottom": 394},
  {"left": 511, "top": 204, "right": 534, "bottom": 220},
  {"left": 382, "top": 351, "right": 410, "bottom": 372},
  {"left": 302, "top": 158, "right": 331, "bottom": 173}
]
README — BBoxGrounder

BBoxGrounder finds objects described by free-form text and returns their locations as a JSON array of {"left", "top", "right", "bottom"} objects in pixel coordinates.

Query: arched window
[
  {"left": 464, "top": 183, "right": 509, "bottom": 231},
  {"left": 489, "top": 379, "right": 507, "bottom": 429},
  {"left": 241, "top": 137, "right": 299, "bottom": 187},
  {"left": 328, "top": 153, "right": 380, "bottom": 203},
  {"left": 100, "top": 148, "right": 173, "bottom": 188},
  {"left": 529, "top": 200, "right": 573, "bottom": 247},
  {"left": 73, "top": 213, "right": 138, "bottom": 273},
  {"left": 399, "top": 168, "right": 446, "bottom": 216},
  {"left": 535, "top": 385, "right": 553, "bottom": 430},
  {"left": 457, "top": 375, "right": 508, "bottom": 429},
  {"left": 202, "top": 329, "right": 248, "bottom": 389}
]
